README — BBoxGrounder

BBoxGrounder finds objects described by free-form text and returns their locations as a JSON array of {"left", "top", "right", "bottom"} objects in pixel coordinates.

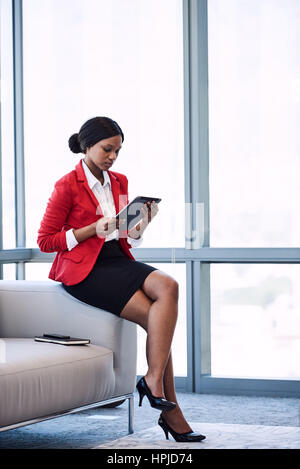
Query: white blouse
[{"left": 66, "top": 159, "right": 143, "bottom": 251}]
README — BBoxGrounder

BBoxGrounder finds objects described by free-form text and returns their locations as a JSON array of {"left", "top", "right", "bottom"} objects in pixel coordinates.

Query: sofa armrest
[{"left": 0, "top": 280, "right": 137, "bottom": 396}]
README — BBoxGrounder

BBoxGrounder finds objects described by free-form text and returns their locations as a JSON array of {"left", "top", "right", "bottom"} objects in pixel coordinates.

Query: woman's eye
[{"left": 104, "top": 148, "right": 119, "bottom": 153}]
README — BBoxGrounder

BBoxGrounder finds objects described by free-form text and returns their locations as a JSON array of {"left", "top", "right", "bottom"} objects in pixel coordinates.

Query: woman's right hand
[{"left": 93, "top": 216, "right": 126, "bottom": 238}]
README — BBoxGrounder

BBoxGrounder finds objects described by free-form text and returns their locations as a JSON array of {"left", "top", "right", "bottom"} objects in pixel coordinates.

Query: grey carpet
[
  {"left": 0, "top": 391, "right": 299, "bottom": 449},
  {"left": 96, "top": 422, "right": 300, "bottom": 449}
]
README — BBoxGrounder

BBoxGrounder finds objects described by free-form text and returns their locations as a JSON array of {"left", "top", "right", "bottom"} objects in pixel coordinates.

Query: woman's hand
[
  {"left": 95, "top": 216, "right": 126, "bottom": 238},
  {"left": 141, "top": 200, "right": 159, "bottom": 225},
  {"left": 128, "top": 201, "right": 159, "bottom": 239}
]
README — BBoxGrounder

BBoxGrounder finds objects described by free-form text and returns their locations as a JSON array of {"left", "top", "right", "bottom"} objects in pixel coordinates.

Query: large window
[
  {"left": 0, "top": 0, "right": 15, "bottom": 250},
  {"left": 210, "top": 264, "right": 300, "bottom": 379},
  {"left": 22, "top": 0, "right": 185, "bottom": 252},
  {"left": 208, "top": 0, "right": 300, "bottom": 247},
  {"left": 207, "top": 0, "right": 300, "bottom": 387}
]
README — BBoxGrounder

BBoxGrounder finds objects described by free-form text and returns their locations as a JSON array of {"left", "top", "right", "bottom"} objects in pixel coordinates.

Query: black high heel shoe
[
  {"left": 136, "top": 376, "right": 176, "bottom": 411},
  {"left": 158, "top": 413, "right": 206, "bottom": 442}
]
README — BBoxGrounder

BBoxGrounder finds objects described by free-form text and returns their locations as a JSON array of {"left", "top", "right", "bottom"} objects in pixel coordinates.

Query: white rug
[{"left": 95, "top": 422, "right": 300, "bottom": 449}]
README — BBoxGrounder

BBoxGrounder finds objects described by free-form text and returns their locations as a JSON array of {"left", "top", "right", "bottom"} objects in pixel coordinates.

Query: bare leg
[
  {"left": 120, "top": 271, "right": 192, "bottom": 433},
  {"left": 144, "top": 339, "right": 192, "bottom": 433},
  {"left": 142, "top": 291, "right": 178, "bottom": 397},
  {"left": 160, "top": 350, "right": 192, "bottom": 433}
]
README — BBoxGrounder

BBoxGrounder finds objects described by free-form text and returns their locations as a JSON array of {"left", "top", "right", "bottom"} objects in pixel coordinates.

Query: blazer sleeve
[{"left": 37, "top": 179, "right": 73, "bottom": 253}]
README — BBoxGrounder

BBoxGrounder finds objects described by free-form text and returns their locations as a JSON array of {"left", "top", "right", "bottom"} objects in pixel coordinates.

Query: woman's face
[{"left": 84, "top": 134, "right": 122, "bottom": 172}]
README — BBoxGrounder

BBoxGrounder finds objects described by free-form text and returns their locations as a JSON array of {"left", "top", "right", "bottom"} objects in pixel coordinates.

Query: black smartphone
[{"left": 43, "top": 334, "right": 71, "bottom": 340}]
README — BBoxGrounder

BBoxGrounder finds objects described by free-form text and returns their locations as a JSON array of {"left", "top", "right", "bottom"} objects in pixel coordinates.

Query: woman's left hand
[
  {"left": 140, "top": 200, "right": 159, "bottom": 226},
  {"left": 128, "top": 201, "right": 159, "bottom": 239}
]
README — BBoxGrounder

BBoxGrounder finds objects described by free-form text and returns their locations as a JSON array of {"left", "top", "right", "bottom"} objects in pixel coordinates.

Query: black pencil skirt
[{"left": 61, "top": 239, "right": 158, "bottom": 317}]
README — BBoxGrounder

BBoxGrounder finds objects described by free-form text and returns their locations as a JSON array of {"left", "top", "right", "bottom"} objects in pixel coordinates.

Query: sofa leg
[{"left": 128, "top": 395, "right": 134, "bottom": 434}]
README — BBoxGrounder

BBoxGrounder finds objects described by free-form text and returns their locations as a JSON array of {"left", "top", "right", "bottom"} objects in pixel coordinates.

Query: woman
[{"left": 37, "top": 116, "right": 205, "bottom": 443}]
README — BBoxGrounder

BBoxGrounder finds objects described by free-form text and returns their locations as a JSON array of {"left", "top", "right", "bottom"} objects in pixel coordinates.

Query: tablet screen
[{"left": 116, "top": 196, "right": 161, "bottom": 230}]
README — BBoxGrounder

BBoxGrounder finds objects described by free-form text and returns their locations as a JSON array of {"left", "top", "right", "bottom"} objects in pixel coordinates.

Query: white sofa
[{"left": 0, "top": 280, "right": 137, "bottom": 434}]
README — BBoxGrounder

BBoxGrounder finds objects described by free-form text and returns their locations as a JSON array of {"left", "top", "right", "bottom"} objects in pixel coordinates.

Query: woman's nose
[{"left": 110, "top": 151, "right": 118, "bottom": 160}]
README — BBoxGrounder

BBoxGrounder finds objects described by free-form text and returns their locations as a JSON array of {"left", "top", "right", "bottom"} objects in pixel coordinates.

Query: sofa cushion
[{"left": 0, "top": 338, "right": 115, "bottom": 428}]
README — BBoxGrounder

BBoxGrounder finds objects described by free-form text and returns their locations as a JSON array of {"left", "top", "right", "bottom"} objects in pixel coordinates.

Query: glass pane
[
  {"left": 136, "top": 263, "right": 187, "bottom": 377},
  {"left": 2, "top": 264, "right": 16, "bottom": 280},
  {"left": 25, "top": 262, "right": 54, "bottom": 281},
  {"left": 210, "top": 263, "right": 300, "bottom": 379},
  {"left": 0, "top": 0, "right": 16, "bottom": 249},
  {"left": 23, "top": 0, "right": 185, "bottom": 250},
  {"left": 208, "top": 0, "right": 300, "bottom": 247}
]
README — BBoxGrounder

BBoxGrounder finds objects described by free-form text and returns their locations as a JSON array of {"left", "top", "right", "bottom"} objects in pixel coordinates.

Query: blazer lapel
[
  {"left": 75, "top": 159, "right": 122, "bottom": 216},
  {"left": 108, "top": 171, "right": 121, "bottom": 215},
  {"left": 75, "top": 159, "right": 104, "bottom": 215}
]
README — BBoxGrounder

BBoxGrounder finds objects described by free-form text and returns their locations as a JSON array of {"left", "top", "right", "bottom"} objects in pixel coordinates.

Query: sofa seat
[{"left": 0, "top": 338, "right": 115, "bottom": 428}]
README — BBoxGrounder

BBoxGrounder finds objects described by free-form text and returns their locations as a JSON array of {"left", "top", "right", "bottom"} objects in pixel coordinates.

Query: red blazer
[{"left": 37, "top": 159, "right": 136, "bottom": 286}]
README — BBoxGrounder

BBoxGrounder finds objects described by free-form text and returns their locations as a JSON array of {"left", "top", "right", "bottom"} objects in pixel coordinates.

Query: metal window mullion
[
  {"left": 186, "top": 260, "right": 195, "bottom": 392},
  {"left": 183, "top": 0, "right": 210, "bottom": 251},
  {"left": 27, "top": 246, "right": 300, "bottom": 263},
  {"left": 12, "top": 0, "right": 25, "bottom": 279},
  {"left": 183, "top": 0, "right": 210, "bottom": 392},
  {"left": 183, "top": 0, "right": 194, "bottom": 392}
]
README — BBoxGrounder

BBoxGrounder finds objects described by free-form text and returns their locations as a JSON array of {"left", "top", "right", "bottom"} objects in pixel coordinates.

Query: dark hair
[{"left": 68, "top": 116, "right": 124, "bottom": 154}]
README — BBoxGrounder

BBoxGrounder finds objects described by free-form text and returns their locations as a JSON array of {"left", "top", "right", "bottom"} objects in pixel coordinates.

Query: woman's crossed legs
[{"left": 119, "top": 269, "right": 192, "bottom": 433}]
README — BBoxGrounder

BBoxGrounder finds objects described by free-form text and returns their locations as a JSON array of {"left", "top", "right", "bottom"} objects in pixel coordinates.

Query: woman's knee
[
  {"left": 165, "top": 278, "right": 179, "bottom": 301},
  {"left": 156, "top": 276, "right": 179, "bottom": 302},
  {"left": 142, "top": 271, "right": 179, "bottom": 302}
]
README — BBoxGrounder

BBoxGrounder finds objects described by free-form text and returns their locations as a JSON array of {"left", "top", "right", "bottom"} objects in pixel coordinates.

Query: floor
[{"left": 0, "top": 391, "right": 299, "bottom": 449}]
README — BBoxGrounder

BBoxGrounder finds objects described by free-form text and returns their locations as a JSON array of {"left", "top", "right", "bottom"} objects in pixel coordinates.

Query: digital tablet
[{"left": 116, "top": 196, "right": 161, "bottom": 230}]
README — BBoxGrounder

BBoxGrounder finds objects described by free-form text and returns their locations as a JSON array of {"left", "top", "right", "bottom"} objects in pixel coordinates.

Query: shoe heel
[
  {"left": 138, "top": 391, "right": 144, "bottom": 407},
  {"left": 136, "top": 376, "right": 177, "bottom": 412},
  {"left": 158, "top": 418, "right": 169, "bottom": 440},
  {"left": 158, "top": 414, "right": 206, "bottom": 443}
]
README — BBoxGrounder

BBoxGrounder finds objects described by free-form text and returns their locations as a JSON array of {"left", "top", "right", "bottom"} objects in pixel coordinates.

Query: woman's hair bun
[{"left": 68, "top": 133, "right": 82, "bottom": 153}]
